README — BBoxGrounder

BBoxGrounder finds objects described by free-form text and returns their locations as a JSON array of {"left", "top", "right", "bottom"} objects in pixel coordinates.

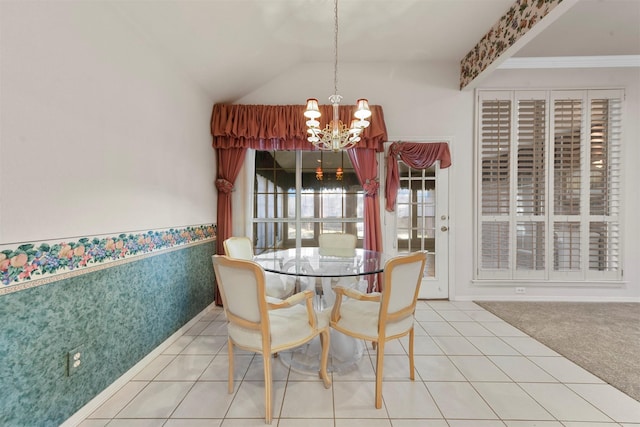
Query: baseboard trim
[
  {"left": 454, "top": 295, "right": 640, "bottom": 303},
  {"left": 60, "top": 302, "right": 217, "bottom": 427}
]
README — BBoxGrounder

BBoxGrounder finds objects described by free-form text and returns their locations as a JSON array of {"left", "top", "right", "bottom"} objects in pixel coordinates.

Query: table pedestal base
[{"left": 278, "top": 329, "right": 365, "bottom": 374}]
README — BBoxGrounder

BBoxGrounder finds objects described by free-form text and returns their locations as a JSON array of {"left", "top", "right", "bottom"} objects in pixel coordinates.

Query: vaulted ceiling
[{"left": 111, "top": 0, "right": 639, "bottom": 101}]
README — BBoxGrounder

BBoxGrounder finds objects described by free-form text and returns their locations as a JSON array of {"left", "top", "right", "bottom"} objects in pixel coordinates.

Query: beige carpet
[{"left": 475, "top": 301, "right": 640, "bottom": 402}]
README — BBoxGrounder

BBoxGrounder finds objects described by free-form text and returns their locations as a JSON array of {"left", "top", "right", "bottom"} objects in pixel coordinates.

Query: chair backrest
[
  {"left": 319, "top": 233, "right": 357, "bottom": 257},
  {"left": 380, "top": 251, "right": 427, "bottom": 319},
  {"left": 223, "top": 236, "right": 254, "bottom": 260},
  {"left": 211, "top": 255, "right": 268, "bottom": 327}
]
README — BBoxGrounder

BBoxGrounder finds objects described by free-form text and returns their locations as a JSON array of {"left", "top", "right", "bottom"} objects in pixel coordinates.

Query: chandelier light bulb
[
  {"left": 354, "top": 99, "right": 372, "bottom": 119},
  {"left": 304, "top": 99, "right": 321, "bottom": 119}
]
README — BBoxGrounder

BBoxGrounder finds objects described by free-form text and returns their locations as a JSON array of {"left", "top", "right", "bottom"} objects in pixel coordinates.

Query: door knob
[{"left": 441, "top": 226, "right": 448, "bottom": 232}]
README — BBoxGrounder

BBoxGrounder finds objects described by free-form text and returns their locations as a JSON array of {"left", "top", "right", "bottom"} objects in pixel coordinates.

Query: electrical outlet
[
  {"left": 515, "top": 287, "right": 526, "bottom": 294},
  {"left": 67, "top": 345, "right": 84, "bottom": 376}
]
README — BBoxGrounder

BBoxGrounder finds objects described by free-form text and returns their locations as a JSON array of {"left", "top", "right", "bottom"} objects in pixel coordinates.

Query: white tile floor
[{"left": 76, "top": 301, "right": 640, "bottom": 426}]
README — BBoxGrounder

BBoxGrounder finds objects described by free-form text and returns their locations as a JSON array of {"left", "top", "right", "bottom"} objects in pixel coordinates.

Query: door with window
[{"left": 384, "top": 156, "right": 450, "bottom": 299}]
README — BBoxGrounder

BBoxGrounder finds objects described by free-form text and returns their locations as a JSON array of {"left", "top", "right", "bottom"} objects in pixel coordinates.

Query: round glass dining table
[
  {"left": 254, "top": 247, "right": 387, "bottom": 276},
  {"left": 253, "top": 247, "right": 390, "bottom": 374}
]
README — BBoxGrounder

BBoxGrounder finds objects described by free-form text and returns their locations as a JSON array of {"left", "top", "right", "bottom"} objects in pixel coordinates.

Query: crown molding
[{"left": 498, "top": 55, "right": 640, "bottom": 69}]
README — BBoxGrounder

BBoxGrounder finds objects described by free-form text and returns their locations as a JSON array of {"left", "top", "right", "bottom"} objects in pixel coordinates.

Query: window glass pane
[
  {"left": 273, "top": 151, "right": 296, "bottom": 190},
  {"left": 254, "top": 151, "right": 289, "bottom": 220},
  {"left": 481, "top": 222, "right": 509, "bottom": 269},
  {"left": 355, "top": 222, "right": 364, "bottom": 240},
  {"left": 299, "top": 221, "right": 315, "bottom": 240},
  {"left": 321, "top": 189, "right": 344, "bottom": 218},
  {"left": 300, "top": 191, "right": 315, "bottom": 218},
  {"left": 396, "top": 188, "right": 410, "bottom": 240},
  {"left": 254, "top": 222, "right": 283, "bottom": 253},
  {"left": 284, "top": 191, "right": 292, "bottom": 218},
  {"left": 589, "top": 222, "right": 619, "bottom": 271},
  {"left": 254, "top": 192, "right": 268, "bottom": 219},
  {"left": 321, "top": 223, "right": 343, "bottom": 234},
  {"left": 553, "top": 222, "right": 580, "bottom": 271},
  {"left": 302, "top": 150, "right": 322, "bottom": 190},
  {"left": 287, "top": 222, "right": 297, "bottom": 240},
  {"left": 516, "top": 222, "right": 545, "bottom": 270}
]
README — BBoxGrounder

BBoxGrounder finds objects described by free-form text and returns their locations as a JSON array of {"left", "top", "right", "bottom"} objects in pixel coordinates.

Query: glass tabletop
[{"left": 253, "top": 247, "right": 388, "bottom": 277}]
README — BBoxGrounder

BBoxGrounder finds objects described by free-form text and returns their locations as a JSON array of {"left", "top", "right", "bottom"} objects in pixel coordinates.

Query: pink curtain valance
[
  {"left": 211, "top": 103, "right": 388, "bottom": 152},
  {"left": 385, "top": 142, "right": 452, "bottom": 212}
]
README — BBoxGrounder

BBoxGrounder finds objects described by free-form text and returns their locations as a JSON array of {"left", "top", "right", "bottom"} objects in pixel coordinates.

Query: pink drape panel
[
  {"left": 347, "top": 148, "right": 383, "bottom": 291},
  {"left": 347, "top": 148, "right": 382, "bottom": 252},
  {"left": 214, "top": 147, "right": 247, "bottom": 305},
  {"left": 211, "top": 104, "right": 388, "bottom": 151},
  {"left": 385, "top": 142, "right": 452, "bottom": 212}
]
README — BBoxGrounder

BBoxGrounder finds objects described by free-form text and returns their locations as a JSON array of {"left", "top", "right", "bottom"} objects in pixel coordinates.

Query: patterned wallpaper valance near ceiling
[
  {"left": 459, "top": 0, "right": 564, "bottom": 89},
  {"left": 0, "top": 224, "right": 216, "bottom": 294}
]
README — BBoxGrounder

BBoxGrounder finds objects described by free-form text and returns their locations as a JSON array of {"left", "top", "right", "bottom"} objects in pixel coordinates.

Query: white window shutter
[{"left": 476, "top": 89, "right": 623, "bottom": 282}]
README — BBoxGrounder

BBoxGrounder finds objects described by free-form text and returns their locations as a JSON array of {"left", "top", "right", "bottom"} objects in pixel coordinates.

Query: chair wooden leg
[
  {"left": 227, "top": 338, "right": 234, "bottom": 394},
  {"left": 409, "top": 327, "right": 415, "bottom": 381},
  {"left": 318, "top": 329, "right": 332, "bottom": 388},
  {"left": 375, "top": 340, "right": 385, "bottom": 409},
  {"left": 263, "top": 353, "right": 273, "bottom": 424}
]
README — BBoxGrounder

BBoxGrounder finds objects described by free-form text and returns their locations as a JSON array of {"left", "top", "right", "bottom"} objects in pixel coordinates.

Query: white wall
[
  {"left": 0, "top": 1, "right": 216, "bottom": 244},
  {"left": 238, "top": 62, "right": 639, "bottom": 301}
]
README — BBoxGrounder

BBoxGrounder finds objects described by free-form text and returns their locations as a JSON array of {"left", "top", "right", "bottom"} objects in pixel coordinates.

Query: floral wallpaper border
[
  {"left": 0, "top": 224, "right": 216, "bottom": 295},
  {"left": 459, "top": 0, "right": 564, "bottom": 89}
]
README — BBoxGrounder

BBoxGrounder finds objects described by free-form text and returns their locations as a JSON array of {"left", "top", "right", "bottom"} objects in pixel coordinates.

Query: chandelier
[{"left": 304, "top": 0, "right": 371, "bottom": 151}]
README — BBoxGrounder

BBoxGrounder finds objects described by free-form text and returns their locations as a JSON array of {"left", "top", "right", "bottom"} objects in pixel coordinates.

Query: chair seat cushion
[
  {"left": 333, "top": 299, "right": 414, "bottom": 340},
  {"left": 228, "top": 303, "right": 327, "bottom": 353}
]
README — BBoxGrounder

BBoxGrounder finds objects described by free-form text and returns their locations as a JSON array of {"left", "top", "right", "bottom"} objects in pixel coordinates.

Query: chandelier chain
[{"left": 333, "top": 0, "right": 339, "bottom": 96}]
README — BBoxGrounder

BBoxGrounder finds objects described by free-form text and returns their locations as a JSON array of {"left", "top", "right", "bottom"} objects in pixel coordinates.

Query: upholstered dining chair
[
  {"left": 223, "top": 236, "right": 294, "bottom": 299},
  {"left": 212, "top": 255, "right": 332, "bottom": 424},
  {"left": 318, "top": 233, "right": 361, "bottom": 307},
  {"left": 318, "top": 233, "right": 357, "bottom": 257},
  {"left": 330, "top": 251, "right": 427, "bottom": 408}
]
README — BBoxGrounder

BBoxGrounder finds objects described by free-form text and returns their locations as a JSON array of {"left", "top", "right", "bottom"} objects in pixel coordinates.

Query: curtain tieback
[
  {"left": 389, "top": 141, "right": 401, "bottom": 158},
  {"left": 363, "top": 179, "right": 379, "bottom": 197},
  {"left": 215, "top": 178, "right": 234, "bottom": 193}
]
